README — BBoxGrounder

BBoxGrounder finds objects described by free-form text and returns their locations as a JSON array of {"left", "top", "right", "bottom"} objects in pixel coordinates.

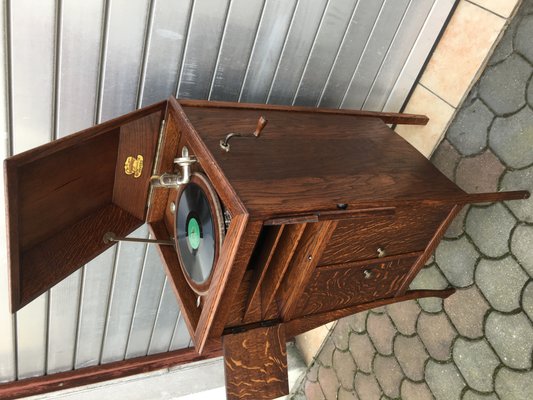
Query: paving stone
[
  {"left": 369, "top": 306, "right": 386, "bottom": 314},
  {"left": 373, "top": 355, "right": 403, "bottom": 399},
  {"left": 515, "top": 14, "right": 533, "bottom": 63},
  {"left": 444, "top": 286, "right": 490, "bottom": 339},
  {"left": 307, "top": 362, "right": 320, "bottom": 382},
  {"left": 318, "top": 338, "right": 335, "bottom": 368},
  {"left": 435, "top": 237, "right": 478, "bottom": 288},
  {"left": 452, "top": 338, "right": 499, "bottom": 392},
  {"left": 444, "top": 206, "right": 468, "bottom": 239},
  {"left": 425, "top": 360, "right": 466, "bottom": 400},
  {"left": 400, "top": 380, "right": 433, "bottom": 400},
  {"left": 385, "top": 300, "right": 421, "bottom": 336},
  {"left": 417, "top": 312, "right": 457, "bottom": 361},
  {"left": 511, "top": 224, "right": 533, "bottom": 277},
  {"left": 462, "top": 390, "right": 499, "bottom": 400},
  {"left": 393, "top": 335, "right": 428, "bottom": 381},
  {"left": 349, "top": 333, "right": 376, "bottom": 374},
  {"left": 501, "top": 166, "right": 533, "bottom": 224},
  {"left": 475, "top": 256, "right": 529, "bottom": 312},
  {"left": 354, "top": 372, "right": 382, "bottom": 400},
  {"left": 332, "top": 318, "right": 352, "bottom": 351},
  {"left": 338, "top": 387, "right": 360, "bottom": 400},
  {"left": 348, "top": 311, "right": 368, "bottom": 333},
  {"left": 319, "top": 364, "right": 339, "bottom": 400},
  {"left": 366, "top": 313, "right": 396, "bottom": 356},
  {"left": 455, "top": 151, "right": 505, "bottom": 193},
  {"left": 489, "top": 14, "right": 518, "bottom": 65},
  {"left": 305, "top": 379, "right": 326, "bottom": 400},
  {"left": 465, "top": 204, "right": 516, "bottom": 258},
  {"left": 490, "top": 107, "right": 533, "bottom": 169},
  {"left": 485, "top": 311, "right": 533, "bottom": 369},
  {"left": 333, "top": 350, "right": 357, "bottom": 390},
  {"left": 522, "top": 0, "right": 533, "bottom": 14},
  {"left": 410, "top": 264, "right": 449, "bottom": 312},
  {"left": 523, "top": 280, "right": 533, "bottom": 321},
  {"left": 431, "top": 139, "right": 461, "bottom": 180},
  {"left": 495, "top": 367, "right": 533, "bottom": 400},
  {"left": 447, "top": 99, "right": 492, "bottom": 156},
  {"left": 291, "top": 392, "right": 307, "bottom": 400},
  {"left": 478, "top": 54, "right": 531, "bottom": 115}
]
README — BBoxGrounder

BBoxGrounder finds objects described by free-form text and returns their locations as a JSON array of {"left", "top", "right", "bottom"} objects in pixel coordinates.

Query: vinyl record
[{"left": 174, "top": 173, "right": 224, "bottom": 295}]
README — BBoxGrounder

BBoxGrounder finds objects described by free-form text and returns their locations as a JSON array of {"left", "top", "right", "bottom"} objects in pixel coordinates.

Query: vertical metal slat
[
  {"left": 363, "top": 0, "right": 435, "bottom": 111},
  {"left": 100, "top": 226, "right": 149, "bottom": 363},
  {"left": 0, "top": 0, "right": 16, "bottom": 383},
  {"left": 141, "top": 0, "right": 193, "bottom": 106},
  {"left": 266, "top": 0, "right": 328, "bottom": 105},
  {"left": 176, "top": 0, "right": 231, "bottom": 99},
  {"left": 238, "top": 0, "right": 297, "bottom": 103},
  {"left": 208, "top": 0, "right": 266, "bottom": 102},
  {"left": 292, "top": 0, "right": 357, "bottom": 106},
  {"left": 318, "top": 0, "right": 385, "bottom": 108},
  {"left": 340, "top": 0, "right": 411, "bottom": 109},
  {"left": 383, "top": 0, "right": 456, "bottom": 112}
]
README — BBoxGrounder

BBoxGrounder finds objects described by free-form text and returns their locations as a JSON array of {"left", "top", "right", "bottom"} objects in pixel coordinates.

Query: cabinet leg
[{"left": 222, "top": 324, "right": 289, "bottom": 400}]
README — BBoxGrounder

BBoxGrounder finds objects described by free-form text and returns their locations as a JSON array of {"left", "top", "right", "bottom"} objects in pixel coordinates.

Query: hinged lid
[{"left": 5, "top": 101, "right": 166, "bottom": 312}]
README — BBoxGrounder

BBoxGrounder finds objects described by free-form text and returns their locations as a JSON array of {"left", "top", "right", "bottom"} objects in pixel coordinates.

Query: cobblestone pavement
[{"left": 291, "top": 1, "right": 533, "bottom": 399}]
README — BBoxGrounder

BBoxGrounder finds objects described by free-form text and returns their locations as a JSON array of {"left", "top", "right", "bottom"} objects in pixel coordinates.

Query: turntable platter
[{"left": 175, "top": 173, "right": 224, "bottom": 294}]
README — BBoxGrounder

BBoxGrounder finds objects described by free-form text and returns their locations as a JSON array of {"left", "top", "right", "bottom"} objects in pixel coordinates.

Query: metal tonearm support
[
  {"left": 150, "top": 146, "right": 196, "bottom": 189},
  {"left": 220, "top": 116, "right": 267, "bottom": 152},
  {"left": 103, "top": 232, "right": 175, "bottom": 246}
]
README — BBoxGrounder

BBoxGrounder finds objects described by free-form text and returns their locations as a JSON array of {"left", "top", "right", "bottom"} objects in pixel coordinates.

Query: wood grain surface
[
  {"left": 260, "top": 224, "right": 307, "bottom": 313},
  {"left": 5, "top": 103, "right": 165, "bottom": 312},
  {"left": 149, "top": 220, "right": 200, "bottom": 336},
  {"left": 179, "top": 99, "right": 429, "bottom": 125},
  {"left": 285, "top": 288, "right": 455, "bottom": 337},
  {"left": 244, "top": 225, "right": 285, "bottom": 321},
  {"left": 395, "top": 204, "right": 462, "bottom": 296},
  {"left": 182, "top": 106, "right": 465, "bottom": 217},
  {"left": 278, "top": 220, "right": 337, "bottom": 320},
  {"left": 295, "top": 254, "right": 419, "bottom": 317},
  {"left": 113, "top": 112, "right": 163, "bottom": 220},
  {"left": 225, "top": 270, "right": 279, "bottom": 328},
  {"left": 20, "top": 204, "right": 142, "bottom": 309},
  {"left": 223, "top": 324, "right": 288, "bottom": 400},
  {"left": 320, "top": 205, "right": 451, "bottom": 265}
]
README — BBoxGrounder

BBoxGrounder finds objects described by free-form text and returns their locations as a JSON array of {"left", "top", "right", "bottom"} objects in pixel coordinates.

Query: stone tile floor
[{"left": 290, "top": 1, "right": 533, "bottom": 399}]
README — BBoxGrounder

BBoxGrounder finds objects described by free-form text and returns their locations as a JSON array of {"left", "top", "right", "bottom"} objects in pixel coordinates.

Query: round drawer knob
[
  {"left": 377, "top": 247, "right": 386, "bottom": 258},
  {"left": 363, "top": 269, "right": 372, "bottom": 279}
]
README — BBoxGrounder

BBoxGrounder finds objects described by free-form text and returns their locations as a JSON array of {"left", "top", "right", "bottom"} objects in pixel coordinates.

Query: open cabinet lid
[{"left": 5, "top": 101, "right": 167, "bottom": 312}]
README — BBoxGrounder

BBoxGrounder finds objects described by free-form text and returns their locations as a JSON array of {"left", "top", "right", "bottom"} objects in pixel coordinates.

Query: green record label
[{"left": 187, "top": 217, "right": 201, "bottom": 250}]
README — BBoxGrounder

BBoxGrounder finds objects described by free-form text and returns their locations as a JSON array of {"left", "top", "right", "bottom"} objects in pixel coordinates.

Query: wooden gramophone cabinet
[{"left": 4, "top": 97, "right": 528, "bottom": 399}]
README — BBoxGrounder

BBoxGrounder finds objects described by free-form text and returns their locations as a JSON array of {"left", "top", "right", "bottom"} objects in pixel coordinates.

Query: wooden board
[
  {"left": 295, "top": 254, "right": 419, "bottom": 317},
  {"left": 4, "top": 102, "right": 165, "bottom": 311},
  {"left": 181, "top": 105, "right": 467, "bottom": 217},
  {"left": 222, "top": 324, "right": 288, "bottom": 400}
]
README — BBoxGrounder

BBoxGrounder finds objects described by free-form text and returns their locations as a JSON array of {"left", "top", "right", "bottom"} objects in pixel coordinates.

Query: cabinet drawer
[
  {"left": 294, "top": 255, "right": 417, "bottom": 317},
  {"left": 319, "top": 205, "right": 451, "bottom": 265}
]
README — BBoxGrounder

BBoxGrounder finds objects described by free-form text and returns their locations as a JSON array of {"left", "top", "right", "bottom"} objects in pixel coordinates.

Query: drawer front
[
  {"left": 319, "top": 205, "right": 451, "bottom": 265},
  {"left": 294, "top": 256, "right": 417, "bottom": 317}
]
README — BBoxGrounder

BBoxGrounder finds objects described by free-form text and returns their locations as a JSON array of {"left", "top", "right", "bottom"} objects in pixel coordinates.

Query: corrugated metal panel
[
  {"left": 0, "top": 0, "right": 15, "bottom": 385},
  {"left": 0, "top": 0, "right": 456, "bottom": 384}
]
